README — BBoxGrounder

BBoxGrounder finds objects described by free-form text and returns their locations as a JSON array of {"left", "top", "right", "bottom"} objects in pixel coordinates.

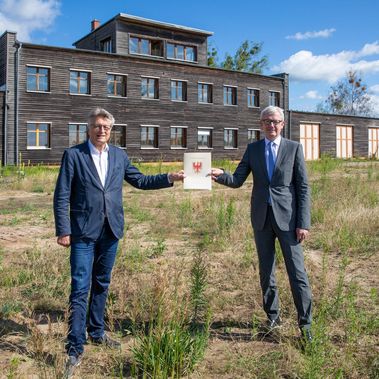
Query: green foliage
[{"left": 190, "top": 250, "right": 208, "bottom": 321}]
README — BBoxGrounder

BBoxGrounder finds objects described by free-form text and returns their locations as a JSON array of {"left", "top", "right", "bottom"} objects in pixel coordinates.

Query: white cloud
[
  {"left": 0, "top": 0, "right": 60, "bottom": 41},
  {"left": 272, "top": 41, "right": 379, "bottom": 83},
  {"left": 300, "top": 90, "right": 323, "bottom": 100},
  {"left": 369, "top": 84, "right": 379, "bottom": 93},
  {"left": 286, "top": 28, "right": 336, "bottom": 40}
]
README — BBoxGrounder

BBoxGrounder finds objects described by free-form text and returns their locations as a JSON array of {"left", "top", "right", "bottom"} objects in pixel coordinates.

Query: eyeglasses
[
  {"left": 92, "top": 124, "right": 111, "bottom": 132},
  {"left": 262, "top": 119, "right": 283, "bottom": 126}
]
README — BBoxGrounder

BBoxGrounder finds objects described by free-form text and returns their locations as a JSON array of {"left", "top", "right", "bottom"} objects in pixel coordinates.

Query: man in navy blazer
[
  {"left": 211, "top": 106, "right": 312, "bottom": 342},
  {"left": 54, "top": 107, "right": 184, "bottom": 373}
]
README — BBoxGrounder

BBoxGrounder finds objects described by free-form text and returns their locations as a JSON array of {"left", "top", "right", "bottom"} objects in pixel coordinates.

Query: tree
[
  {"left": 208, "top": 40, "right": 269, "bottom": 74},
  {"left": 317, "top": 70, "right": 373, "bottom": 116}
]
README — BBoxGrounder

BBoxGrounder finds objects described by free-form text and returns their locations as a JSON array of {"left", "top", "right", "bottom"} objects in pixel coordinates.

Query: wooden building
[{"left": 0, "top": 13, "right": 378, "bottom": 164}]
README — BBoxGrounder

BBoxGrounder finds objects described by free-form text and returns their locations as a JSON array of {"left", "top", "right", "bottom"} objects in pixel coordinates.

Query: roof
[{"left": 73, "top": 13, "right": 213, "bottom": 45}]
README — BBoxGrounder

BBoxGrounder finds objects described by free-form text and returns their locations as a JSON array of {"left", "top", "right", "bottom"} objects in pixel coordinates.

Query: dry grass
[{"left": 0, "top": 159, "right": 378, "bottom": 378}]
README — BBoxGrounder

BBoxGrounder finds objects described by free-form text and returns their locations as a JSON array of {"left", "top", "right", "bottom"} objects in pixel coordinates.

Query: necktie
[{"left": 268, "top": 142, "right": 275, "bottom": 181}]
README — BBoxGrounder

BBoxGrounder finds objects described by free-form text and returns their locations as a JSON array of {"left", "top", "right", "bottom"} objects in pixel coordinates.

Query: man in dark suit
[
  {"left": 211, "top": 105, "right": 312, "bottom": 342},
  {"left": 54, "top": 107, "right": 184, "bottom": 375}
]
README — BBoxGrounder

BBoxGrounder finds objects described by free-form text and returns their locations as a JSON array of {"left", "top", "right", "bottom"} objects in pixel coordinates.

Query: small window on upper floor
[
  {"left": 171, "top": 80, "right": 187, "bottom": 102},
  {"left": 224, "top": 86, "right": 237, "bottom": 106},
  {"left": 198, "top": 83, "right": 213, "bottom": 104},
  {"left": 70, "top": 70, "right": 91, "bottom": 95},
  {"left": 167, "top": 43, "right": 197, "bottom": 62},
  {"left": 27, "top": 66, "right": 50, "bottom": 92},
  {"left": 141, "top": 77, "right": 159, "bottom": 99},
  {"left": 269, "top": 91, "right": 280, "bottom": 107},
  {"left": 247, "top": 88, "right": 260, "bottom": 108},
  {"left": 100, "top": 37, "right": 112, "bottom": 53},
  {"left": 129, "top": 36, "right": 164, "bottom": 57},
  {"left": 107, "top": 74, "right": 127, "bottom": 97}
]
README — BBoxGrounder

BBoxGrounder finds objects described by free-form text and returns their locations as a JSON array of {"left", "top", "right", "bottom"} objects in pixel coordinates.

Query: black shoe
[
  {"left": 64, "top": 354, "right": 82, "bottom": 379},
  {"left": 89, "top": 333, "right": 121, "bottom": 349},
  {"left": 300, "top": 328, "right": 313, "bottom": 344},
  {"left": 260, "top": 317, "right": 282, "bottom": 333}
]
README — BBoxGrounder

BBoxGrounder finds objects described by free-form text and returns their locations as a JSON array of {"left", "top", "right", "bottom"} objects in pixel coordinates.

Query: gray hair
[
  {"left": 260, "top": 106, "right": 284, "bottom": 121},
  {"left": 87, "top": 107, "right": 115, "bottom": 128}
]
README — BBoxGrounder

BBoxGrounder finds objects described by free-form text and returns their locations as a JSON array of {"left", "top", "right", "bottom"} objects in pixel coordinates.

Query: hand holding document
[{"left": 183, "top": 152, "right": 212, "bottom": 190}]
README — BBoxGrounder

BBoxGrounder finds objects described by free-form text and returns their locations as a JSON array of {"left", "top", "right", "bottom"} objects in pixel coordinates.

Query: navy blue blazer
[{"left": 53, "top": 142, "right": 172, "bottom": 241}]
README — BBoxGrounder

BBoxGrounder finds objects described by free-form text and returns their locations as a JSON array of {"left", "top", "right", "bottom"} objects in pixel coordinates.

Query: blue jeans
[{"left": 66, "top": 220, "right": 119, "bottom": 356}]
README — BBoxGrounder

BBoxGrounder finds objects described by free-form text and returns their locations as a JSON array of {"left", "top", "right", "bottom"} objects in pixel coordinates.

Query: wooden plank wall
[{"left": 16, "top": 44, "right": 284, "bottom": 164}]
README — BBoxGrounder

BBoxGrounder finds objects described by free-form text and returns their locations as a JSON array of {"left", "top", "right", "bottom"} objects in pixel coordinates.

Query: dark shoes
[
  {"left": 89, "top": 333, "right": 121, "bottom": 349},
  {"left": 64, "top": 354, "right": 82, "bottom": 379},
  {"left": 260, "top": 317, "right": 282, "bottom": 333},
  {"left": 300, "top": 328, "right": 313, "bottom": 344}
]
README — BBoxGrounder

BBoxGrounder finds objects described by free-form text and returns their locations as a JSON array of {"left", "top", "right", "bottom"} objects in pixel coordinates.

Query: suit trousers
[
  {"left": 253, "top": 206, "right": 312, "bottom": 329},
  {"left": 66, "top": 219, "right": 119, "bottom": 356}
]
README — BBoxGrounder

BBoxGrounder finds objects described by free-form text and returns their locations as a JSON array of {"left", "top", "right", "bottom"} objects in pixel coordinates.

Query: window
[
  {"left": 69, "top": 123, "right": 87, "bottom": 146},
  {"left": 300, "top": 123, "right": 320, "bottom": 160},
  {"left": 198, "top": 83, "right": 213, "bottom": 103},
  {"left": 167, "top": 43, "right": 197, "bottom": 62},
  {"left": 27, "top": 122, "right": 50, "bottom": 148},
  {"left": 368, "top": 127, "right": 379, "bottom": 158},
  {"left": 70, "top": 70, "right": 91, "bottom": 95},
  {"left": 100, "top": 37, "right": 112, "bottom": 53},
  {"left": 107, "top": 74, "right": 127, "bottom": 97},
  {"left": 198, "top": 128, "right": 213, "bottom": 148},
  {"left": 336, "top": 125, "right": 353, "bottom": 158},
  {"left": 171, "top": 80, "right": 187, "bottom": 101},
  {"left": 141, "top": 77, "right": 159, "bottom": 99},
  {"left": 141, "top": 125, "right": 159, "bottom": 148},
  {"left": 170, "top": 127, "right": 187, "bottom": 148},
  {"left": 110, "top": 125, "right": 127, "bottom": 148},
  {"left": 224, "top": 86, "right": 237, "bottom": 105},
  {"left": 269, "top": 91, "right": 280, "bottom": 106},
  {"left": 248, "top": 129, "right": 261, "bottom": 143},
  {"left": 129, "top": 36, "right": 163, "bottom": 57},
  {"left": 27, "top": 66, "right": 50, "bottom": 92},
  {"left": 247, "top": 88, "right": 260, "bottom": 107},
  {"left": 224, "top": 128, "right": 238, "bottom": 149}
]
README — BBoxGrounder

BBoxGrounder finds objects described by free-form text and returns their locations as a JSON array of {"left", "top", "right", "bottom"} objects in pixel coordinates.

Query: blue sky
[{"left": 1, "top": 0, "right": 379, "bottom": 115}]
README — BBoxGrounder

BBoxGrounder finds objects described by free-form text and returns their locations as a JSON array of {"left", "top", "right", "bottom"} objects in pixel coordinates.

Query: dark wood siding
[
  {"left": 15, "top": 44, "right": 284, "bottom": 164},
  {"left": 289, "top": 111, "right": 379, "bottom": 158}
]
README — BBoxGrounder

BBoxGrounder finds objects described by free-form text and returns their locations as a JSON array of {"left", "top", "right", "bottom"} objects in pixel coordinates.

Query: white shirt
[
  {"left": 265, "top": 136, "right": 281, "bottom": 174},
  {"left": 88, "top": 140, "right": 109, "bottom": 187}
]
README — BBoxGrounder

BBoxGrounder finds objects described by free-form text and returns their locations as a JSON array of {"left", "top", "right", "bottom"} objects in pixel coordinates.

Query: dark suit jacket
[
  {"left": 216, "top": 138, "right": 310, "bottom": 231},
  {"left": 53, "top": 142, "right": 172, "bottom": 241}
]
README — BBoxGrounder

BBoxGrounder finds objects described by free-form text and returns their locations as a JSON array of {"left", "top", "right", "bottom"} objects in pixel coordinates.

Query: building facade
[{"left": 0, "top": 13, "right": 378, "bottom": 164}]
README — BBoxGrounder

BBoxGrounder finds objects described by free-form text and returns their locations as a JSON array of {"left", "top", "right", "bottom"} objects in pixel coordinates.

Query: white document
[{"left": 183, "top": 152, "right": 212, "bottom": 190}]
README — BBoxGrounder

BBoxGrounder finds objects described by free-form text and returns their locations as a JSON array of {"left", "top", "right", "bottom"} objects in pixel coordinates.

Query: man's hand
[
  {"left": 296, "top": 228, "right": 309, "bottom": 243},
  {"left": 209, "top": 168, "right": 224, "bottom": 181},
  {"left": 57, "top": 235, "right": 71, "bottom": 247},
  {"left": 168, "top": 170, "right": 186, "bottom": 182}
]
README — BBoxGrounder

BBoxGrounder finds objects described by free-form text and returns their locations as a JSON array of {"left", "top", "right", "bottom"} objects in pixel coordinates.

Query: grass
[{"left": 0, "top": 157, "right": 378, "bottom": 377}]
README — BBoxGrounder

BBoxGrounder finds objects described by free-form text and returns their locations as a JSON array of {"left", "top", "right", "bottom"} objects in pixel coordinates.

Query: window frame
[
  {"left": 141, "top": 76, "right": 160, "bottom": 100},
  {"left": 129, "top": 35, "right": 164, "bottom": 58},
  {"left": 247, "top": 87, "right": 260, "bottom": 108},
  {"left": 170, "top": 126, "right": 188, "bottom": 149},
  {"left": 100, "top": 37, "right": 113, "bottom": 53},
  {"left": 224, "top": 128, "right": 238, "bottom": 149},
  {"left": 26, "top": 65, "right": 51, "bottom": 93},
  {"left": 68, "top": 123, "right": 87, "bottom": 147},
  {"left": 223, "top": 85, "right": 238, "bottom": 106},
  {"left": 69, "top": 69, "right": 91, "bottom": 96},
  {"left": 110, "top": 124, "right": 127, "bottom": 149},
  {"left": 166, "top": 42, "right": 198, "bottom": 62},
  {"left": 170, "top": 79, "right": 188, "bottom": 102},
  {"left": 247, "top": 128, "right": 261, "bottom": 144},
  {"left": 140, "top": 125, "right": 159, "bottom": 149},
  {"left": 27, "top": 121, "right": 51, "bottom": 150},
  {"left": 197, "top": 127, "right": 213, "bottom": 149},
  {"left": 198, "top": 82, "right": 213, "bottom": 104},
  {"left": 268, "top": 90, "right": 280, "bottom": 107},
  {"left": 107, "top": 72, "right": 128, "bottom": 97}
]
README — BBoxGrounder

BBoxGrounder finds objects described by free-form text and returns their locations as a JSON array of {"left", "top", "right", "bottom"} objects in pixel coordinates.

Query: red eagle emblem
[{"left": 192, "top": 161, "right": 202, "bottom": 173}]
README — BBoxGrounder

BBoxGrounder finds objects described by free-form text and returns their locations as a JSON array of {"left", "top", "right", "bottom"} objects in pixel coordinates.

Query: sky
[{"left": 1, "top": 0, "right": 379, "bottom": 115}]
